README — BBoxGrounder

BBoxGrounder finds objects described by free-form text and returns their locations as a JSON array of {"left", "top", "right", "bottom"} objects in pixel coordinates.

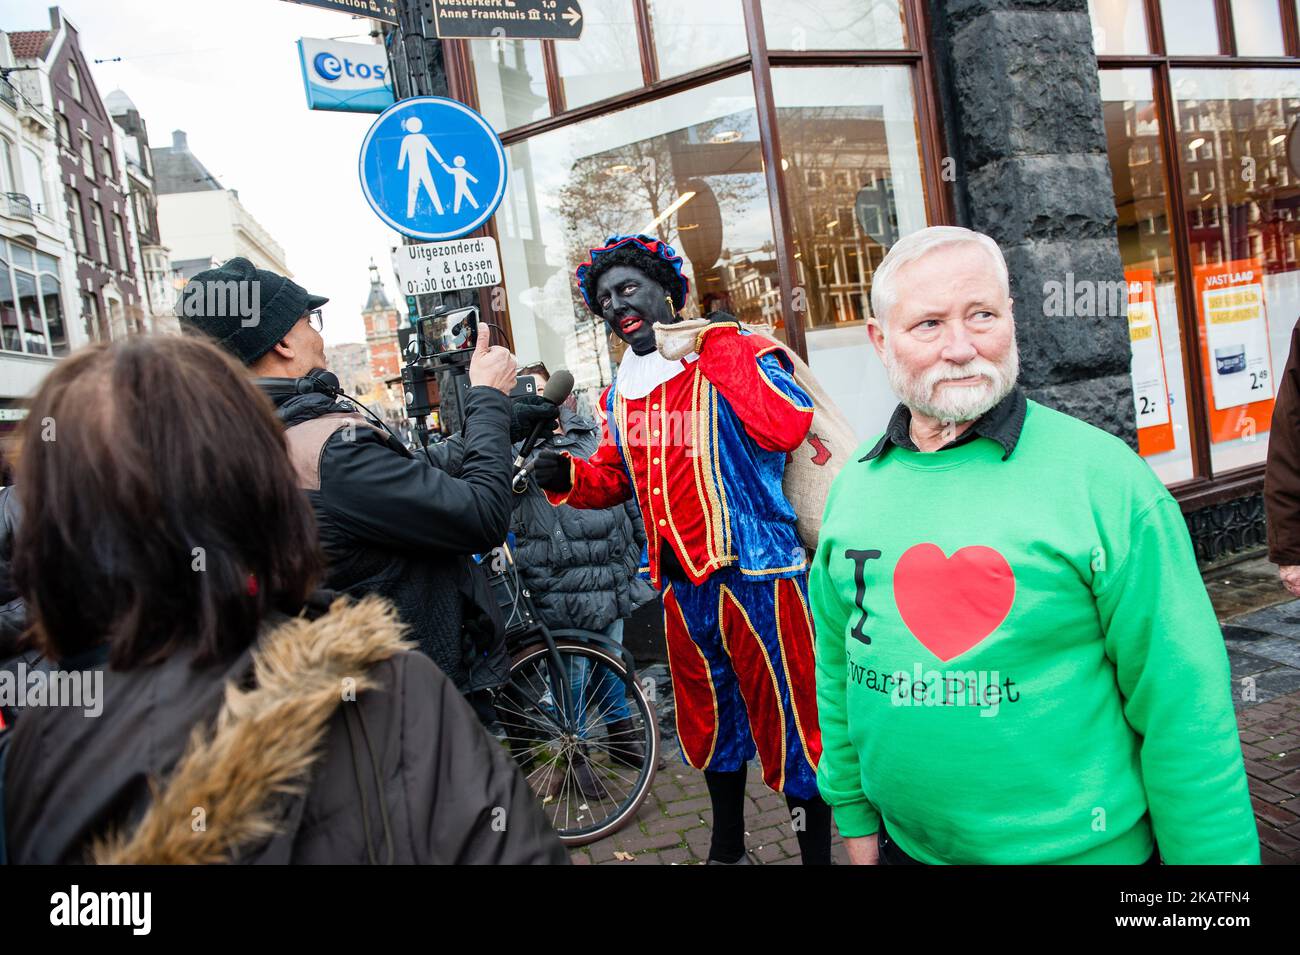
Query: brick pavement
[{"left": 569, "top": 555, "right": 1300, "bottom": 864}]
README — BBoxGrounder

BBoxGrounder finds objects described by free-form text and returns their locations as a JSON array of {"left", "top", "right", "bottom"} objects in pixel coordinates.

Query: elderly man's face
[{"left": 869, "top": 242, "right": 1018, "bottom": 423}]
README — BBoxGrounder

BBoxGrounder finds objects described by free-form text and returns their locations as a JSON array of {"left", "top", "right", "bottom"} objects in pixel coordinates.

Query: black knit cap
[{"left": 174, "top": 257, "right": 328, "bottom": 366}]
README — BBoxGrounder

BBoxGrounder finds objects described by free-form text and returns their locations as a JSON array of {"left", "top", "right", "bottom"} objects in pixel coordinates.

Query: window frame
[
  {"left": 1095, "top": 0, "right": 1300, "bottom": 503},
  {"left": 445, "top": 0, "right": 952, "bottom": 363}
]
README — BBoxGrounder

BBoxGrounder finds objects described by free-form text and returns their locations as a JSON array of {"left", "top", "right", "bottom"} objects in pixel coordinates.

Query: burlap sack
[{"left": 655, "top": 319, "right": 857, "bottom": 550}]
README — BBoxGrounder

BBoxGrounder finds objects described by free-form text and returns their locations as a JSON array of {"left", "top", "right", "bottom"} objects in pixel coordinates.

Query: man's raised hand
[{"left": 468, "top": 322, "right": 518, "bottom": 395}]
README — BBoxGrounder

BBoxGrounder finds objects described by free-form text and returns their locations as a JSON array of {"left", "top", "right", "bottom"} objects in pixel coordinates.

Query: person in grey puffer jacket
[
  {"left": 509, "top": 371, "right": 658, "bottom": 794},
  {"left": 511, "top": 404, "right": 656, "bottom": 634}
]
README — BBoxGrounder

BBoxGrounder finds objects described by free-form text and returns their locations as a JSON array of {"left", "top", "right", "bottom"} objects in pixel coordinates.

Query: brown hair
[{"left": 12, "top": 335, "right": 322, "bottom": 669}]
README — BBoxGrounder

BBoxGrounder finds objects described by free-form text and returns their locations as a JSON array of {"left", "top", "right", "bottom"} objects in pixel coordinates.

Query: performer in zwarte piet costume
[{"left": 533, "top": 234, "right": 832, "bottom": 864}]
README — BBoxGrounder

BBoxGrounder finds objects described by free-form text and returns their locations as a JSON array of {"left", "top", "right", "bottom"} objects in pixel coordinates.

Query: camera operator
[{"left": 177, "top": 258, "right": 557, "bottom": 692}]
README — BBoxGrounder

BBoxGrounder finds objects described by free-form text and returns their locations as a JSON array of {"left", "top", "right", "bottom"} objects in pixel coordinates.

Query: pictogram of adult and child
[{"left": 396, "top": 116, "right": 479, "bottom": 219}]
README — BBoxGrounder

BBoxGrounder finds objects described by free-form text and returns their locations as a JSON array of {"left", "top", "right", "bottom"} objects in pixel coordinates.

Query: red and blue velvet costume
[{"left": 546, "top": 324, "right": 823, "bottom": 799}]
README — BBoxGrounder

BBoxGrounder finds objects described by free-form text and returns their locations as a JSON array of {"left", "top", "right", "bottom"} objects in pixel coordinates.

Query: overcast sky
[{"left": 1, "top": 0, "right": 399, "bottom": 346}]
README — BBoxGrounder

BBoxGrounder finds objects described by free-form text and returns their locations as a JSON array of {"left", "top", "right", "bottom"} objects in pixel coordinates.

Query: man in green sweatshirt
[{"left": 811, "top": 225, "right": 1259, "bottom": 865}]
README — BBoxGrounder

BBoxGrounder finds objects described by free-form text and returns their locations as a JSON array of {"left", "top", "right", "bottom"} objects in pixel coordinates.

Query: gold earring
[{"left": 665, "top": 294, "right": 676, "bottom": 317}]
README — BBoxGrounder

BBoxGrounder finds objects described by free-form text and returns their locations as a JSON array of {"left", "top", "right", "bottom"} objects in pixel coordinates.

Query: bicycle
[{"left": 480, "top": 544, "right": 659, "bottom": 846}]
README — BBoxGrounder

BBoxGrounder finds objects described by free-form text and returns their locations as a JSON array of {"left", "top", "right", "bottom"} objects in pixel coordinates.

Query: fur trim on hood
[{"left": 92, "top": 596, "right": 413, "bottom": 864}]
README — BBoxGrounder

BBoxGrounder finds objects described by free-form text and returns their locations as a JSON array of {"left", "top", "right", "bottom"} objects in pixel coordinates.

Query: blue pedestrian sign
[{"left": 358, "top": 96, "right": 507, "bottom": 241}]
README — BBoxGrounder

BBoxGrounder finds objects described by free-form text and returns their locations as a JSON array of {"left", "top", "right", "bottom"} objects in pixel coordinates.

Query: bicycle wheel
[{"left": 493, "top": 640, "right": 659, "bottom": 846}]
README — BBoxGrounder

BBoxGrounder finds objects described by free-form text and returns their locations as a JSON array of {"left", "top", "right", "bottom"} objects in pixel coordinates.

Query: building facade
[
  {"left": 15, "top": 7, "right": 143, "bottom": 344},
  {"left": 0, "top": 20, "right": 84, "bottom": 438},
  {"left": 106, "top": 88, "right": 177, "bottom": 334},
  {"left": 153, "top": 129, "right": 292, "bottom": 277},
  {"left": 385, "top": 0, "right": 1300, "bottom": 562},
  {"left": 362, "top": 260, "right": 402, "bottom": 382}
]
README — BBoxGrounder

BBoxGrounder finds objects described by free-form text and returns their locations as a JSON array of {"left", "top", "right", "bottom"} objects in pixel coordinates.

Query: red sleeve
[
  {"left": 544, "top": 386, "right": 634, "bottom": 509},
  {"left": 694, "top": 323, "right": 814, "bottom": 453}
]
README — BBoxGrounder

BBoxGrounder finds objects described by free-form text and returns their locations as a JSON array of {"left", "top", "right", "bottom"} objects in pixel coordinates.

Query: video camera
[{"left": 399, "top": 304, "right": 537, "bottom": 436}]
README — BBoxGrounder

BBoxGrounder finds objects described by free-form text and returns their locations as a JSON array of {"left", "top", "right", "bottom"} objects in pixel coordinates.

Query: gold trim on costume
[
  {"left": 664, "top": 583, "right": 718, "bottom": 769},
  {"left": 774, "top": 578, "right": 818, "bottom": 775},
  {"left": 717, "top": 584, "right": 787, "bottom": 792},
  {"left": 752, "top": 345, "right": 815, "bottom": 413}
]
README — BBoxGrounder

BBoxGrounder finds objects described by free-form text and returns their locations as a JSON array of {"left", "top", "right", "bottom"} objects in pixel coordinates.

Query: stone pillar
[{"left": 927, "top": 0, "right": 1136, "bottom": 446}]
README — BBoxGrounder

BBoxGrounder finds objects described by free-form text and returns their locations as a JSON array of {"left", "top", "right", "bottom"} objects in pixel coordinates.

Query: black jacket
[
  {"left": 510, "top": 410, "right": 656, "bottom": 633},
  {"left": 264, "top": 382, "right": 515, "bottom": 692},
  {"left": 0, "top": 486, "right": 23, "bottom": 659},
  {"left": 3, "top": 596, "right": 568, "bottom": 864}
]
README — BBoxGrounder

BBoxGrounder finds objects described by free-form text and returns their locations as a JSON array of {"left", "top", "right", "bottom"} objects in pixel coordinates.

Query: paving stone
[
  {"left": 1231, "top": 600, "right": 1300, "bottom": 640},
  {"left": 1237, "top": 636, "right": 1300, "bottom": 669},
  {"left": 1257, "top": 824, "right": 1300, "bottom": 856},
  {"left": 1272, "top": 770, "right": 1300, "bottom": 795},
  {"left": 1251, "top": 797, "right": 1300, "bottom": 830},
  {"left": 1238, "top": 669, "right": 1300, "bottom": 708},
  {"left": 659, "top": 846, "right": 696, "bottom": 865},
  {"left": 616, "top": 830, "right": 687, "bottom": 853},
  {"left": 1228, "top": 649, "right": 1279, "bottom": 681},
  {"left": 1260, "top": 845, "right": 1291, "bottom": 865},
  {"left": 752, "top": 841, "right": 787, "bottom": 863},
  {"left": 664, "top": 796, "right": 713, "bottom": 816},
  {"left": 1246, "top": 759, "right": 1286, "bottom": 782},
  {"left": 1247, "top": 776, "right": 1292, "bottom": 804}
]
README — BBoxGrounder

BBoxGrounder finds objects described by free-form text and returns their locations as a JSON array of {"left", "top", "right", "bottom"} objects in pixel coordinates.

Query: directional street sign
[
  {"left": 431, "top": 0, "right": 584, "bottom": 41},
  {"left": 279, "top": 0, "right": 398, "bottom": 25},
  {"left": 358, "top": 96, "right": 508, "bottom": 241}
]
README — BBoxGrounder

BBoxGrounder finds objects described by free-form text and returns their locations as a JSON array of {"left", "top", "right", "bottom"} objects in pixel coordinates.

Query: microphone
[{"left": 513, "top": 369, "right": 574, "bottom": 492}]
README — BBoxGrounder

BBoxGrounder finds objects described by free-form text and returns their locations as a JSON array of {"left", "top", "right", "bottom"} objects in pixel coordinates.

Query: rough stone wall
[{"left": 928, "top": 0, "right": 1137, "bottom": 447}]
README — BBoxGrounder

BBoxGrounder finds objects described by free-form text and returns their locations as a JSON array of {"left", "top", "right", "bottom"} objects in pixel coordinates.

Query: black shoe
[
  {"left": 604, "top": 717, "right": 645, "bottom": 768},
  {"left": 572, "top": 758, "right": 609, "bottom": 800}
]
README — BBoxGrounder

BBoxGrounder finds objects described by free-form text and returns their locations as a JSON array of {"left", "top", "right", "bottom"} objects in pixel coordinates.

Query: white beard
[
  {"left": 884, "top": 338, "right": 1020, "bottom": 424},
  {"left": 616, "top": 347, "right": 698, "bottom": 400}
]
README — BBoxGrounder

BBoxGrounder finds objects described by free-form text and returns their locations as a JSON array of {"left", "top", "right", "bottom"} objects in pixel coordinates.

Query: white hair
[{"left": 869, "top": 226, "right": 1010, "bottom": 332}]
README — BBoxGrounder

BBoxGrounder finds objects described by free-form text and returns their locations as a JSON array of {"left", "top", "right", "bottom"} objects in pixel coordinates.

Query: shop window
[
  {"left": 0, "top": 261, "right": 16, "bottom": 353},
  {"left": 470, "top": 38, "right": 548, "bottom": 132},
  {"left": 39, "top": 262, "right": 66, "bottom": 357},
  {"left": 1171, "top": 68, "right": 1300, "bottom": 474},
  {"left": 1087, "top": 0, "right": 1150, "bottom": 55},
  {"left": 1232, "top": 0, "right": 1286, "bottom": 56},
  {"left": 1100, "top": 69, "right": 1195, "bottom": 483},
  {"left": 553, "top": 0, "right": 643, "bottom": 110},
  {"left": 772, "top": 65, "right": 928, "bottom": 439},
  {"left": 648, "top": 0, "right": 747, "bottom": 80},
  {"left": 14, "top": 267, "right": 46, "bottom": 356},
  {"left": 1160, "top": 0, "right": 1220, "bottom": 55},
  {"left": 494, "top": 75, "right": 776, "bottom": 415},
  {"left": 761, "top": 0, "right": 906, "bottom": 51}
]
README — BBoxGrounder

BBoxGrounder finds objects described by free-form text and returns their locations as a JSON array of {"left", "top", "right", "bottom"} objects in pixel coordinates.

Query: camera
[{"left": 399, "top": 304, "right": 536, "bottom": 436}]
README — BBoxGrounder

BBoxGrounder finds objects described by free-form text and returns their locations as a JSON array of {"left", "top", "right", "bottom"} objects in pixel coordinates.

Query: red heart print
[{"left": 893, "top": 543, "right": 1015, "bottom": 662}]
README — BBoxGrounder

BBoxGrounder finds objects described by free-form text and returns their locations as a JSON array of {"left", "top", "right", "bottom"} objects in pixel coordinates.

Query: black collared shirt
[{"left": 860, "top": 387, "right": 1027, "bottom": 463}]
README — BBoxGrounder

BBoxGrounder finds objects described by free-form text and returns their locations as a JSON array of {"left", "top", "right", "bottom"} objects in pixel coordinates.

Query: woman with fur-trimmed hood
[{"left": 0, "top": 336, "right": 566, "bottom": 865}]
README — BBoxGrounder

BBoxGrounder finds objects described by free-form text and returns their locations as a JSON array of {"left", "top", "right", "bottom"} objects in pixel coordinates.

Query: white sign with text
[{"left": 392, "top": 237, "right": 501, "bottom": 295}]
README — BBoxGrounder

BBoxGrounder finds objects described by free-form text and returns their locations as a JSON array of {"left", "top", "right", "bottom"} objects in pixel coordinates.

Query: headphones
[{"left": 257, "top": 368, "right": 423, "bottom": 462}]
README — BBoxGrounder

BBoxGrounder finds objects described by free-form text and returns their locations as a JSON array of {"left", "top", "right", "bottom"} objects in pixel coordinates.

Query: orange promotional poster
[
  {"left": 1195, "top": 258, "right": 1274, "bottom": 444},
  {"left": 1125, "top": 268, "right": 1175, "bottom": 456}
]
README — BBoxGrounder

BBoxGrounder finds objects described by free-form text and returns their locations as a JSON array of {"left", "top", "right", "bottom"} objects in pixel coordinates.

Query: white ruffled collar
[{"left": 615, "top": 346, "right": 698, "bottom": 401}]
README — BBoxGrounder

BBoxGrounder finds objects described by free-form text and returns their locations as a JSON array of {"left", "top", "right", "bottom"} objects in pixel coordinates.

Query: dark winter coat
[
  {"left": 510, "top": 409, "right": 657, "bottom": 633},
  {"left": 0, "top": 486, "right": 23, "bottom": 658},
  {"left": 2, "top": 596, "right": 568, "bottom": 864},
  {"left": 262, "top": 381, "right": 514, "bottom": 691}
]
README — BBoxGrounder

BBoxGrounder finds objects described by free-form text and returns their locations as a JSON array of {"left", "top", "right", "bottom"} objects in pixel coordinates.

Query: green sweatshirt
[{"left": 810, "top": 399, "right": 1259, "bottom": 864}]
